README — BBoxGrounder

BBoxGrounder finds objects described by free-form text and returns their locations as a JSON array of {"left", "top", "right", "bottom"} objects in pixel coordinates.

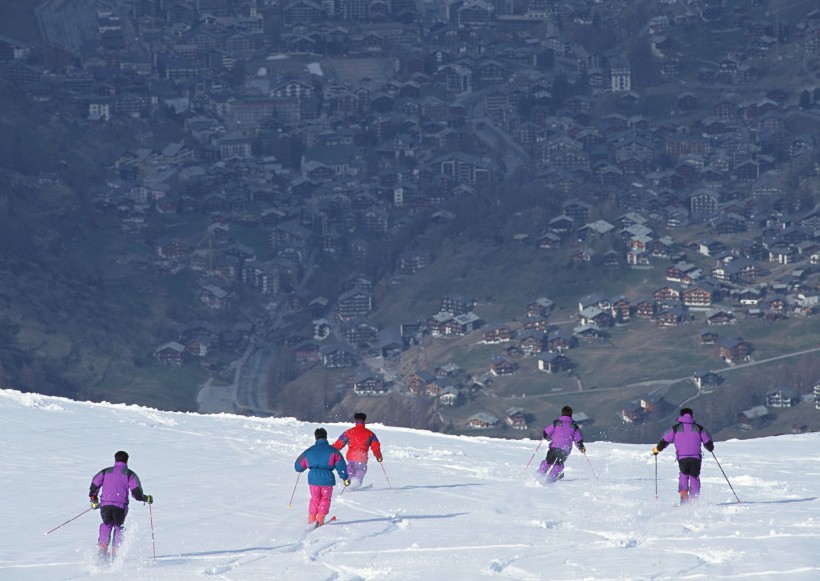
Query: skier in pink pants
[{"left": 295, "top": 428, "right": 349, "bottom": 527}]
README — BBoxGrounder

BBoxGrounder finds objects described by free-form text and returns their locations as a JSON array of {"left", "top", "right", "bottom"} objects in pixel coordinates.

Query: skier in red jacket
[{"left": 332, "top": 412, "right": 382, "bottom": 490}]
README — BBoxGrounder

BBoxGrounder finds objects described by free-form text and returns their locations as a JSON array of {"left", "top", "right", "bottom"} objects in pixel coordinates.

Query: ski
[{"left": 309, "top": 516, "right": 337, "bottom": 531}]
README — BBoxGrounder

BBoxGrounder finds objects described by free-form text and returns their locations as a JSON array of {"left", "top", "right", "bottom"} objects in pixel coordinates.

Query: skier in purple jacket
[
  {"left": 88, "top": 451, "right": 153, "bottom": 557},
  {"left": 653, "top": 408, "right": 714, "bottom": 503},
  {"left": 537, "top": 406, "right": 586, "bottom": 483}
]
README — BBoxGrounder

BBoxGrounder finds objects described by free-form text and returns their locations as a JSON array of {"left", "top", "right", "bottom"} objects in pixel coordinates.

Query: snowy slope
[{"left": 1, "top": 388, "right": 819, "bottom": 581}]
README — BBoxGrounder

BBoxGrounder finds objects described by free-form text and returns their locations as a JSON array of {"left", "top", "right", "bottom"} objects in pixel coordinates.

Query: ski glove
[
  {"left": 651, "top": 447, "right": 659, "bottom": 455},
  {"left": 143, "top": 495, "right": 154, "bottom": 505},
  {"left": 343, "top": 479, "right": 351, "bottom": 487},
  {"left": 577, "top": 443, "right": 586, "bottom": 453},
  {"left": 704, "top": 441, "right": 714, "bottom": 453},
  {"left": 90, "top": 495, "right": 100, "bottom": 509},
  {"left": 377, "top": 456, "right": 383, "bottom": 463}
]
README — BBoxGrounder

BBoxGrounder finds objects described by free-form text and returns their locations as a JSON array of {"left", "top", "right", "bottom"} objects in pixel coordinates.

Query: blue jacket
[{"left": 295, "top": 438, "right": 349, "bottom": 486}]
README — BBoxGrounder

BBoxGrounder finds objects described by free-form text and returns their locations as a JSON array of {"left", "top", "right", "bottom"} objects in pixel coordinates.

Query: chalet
[
  {"left": 718, "top": 336, "right": 750, "bottom": 363},
  {"left": 706, "top": 311, "right": 734, "bottom": 326},
  {"left": 342, "top": 318, "right": 379, "bottom": 349},
  {"left": 738, "top": 405, "right": 769, "bottom": 430},
  {"left": 435, "top": 362, "right": 462, "bottom": 377},
  {"left": 320, "top": 345, "right": 356, "bottom": 368},
  {"left": 198, "top": 284, "right": 231, "bottom": 311},
  {"left": 527, "top": 297, "right": 555, "bottom": 317},
  {"left": 699, "top": 328, "right": 720, "bottom": 345},
  {"left": 399, "top": 249, "right": 434, "bottom": 273},
  {"left": 522, "top": 316, "right": 550, "bottom": 333},
  {"left": 682, "top": 283, "right": 715, "bottom": 308},
  {"left": 537, "top": 352, "right": 571, "bottom": 373},
  {"left": 766, "top": 389, "right": 797, "bottom": 408},
  {"left": 483, "top": 325, "right": 512, "bottom": 344},
  {"left": 611, "top": 296, "right": 631, "bottom": 322},
  {"left": 468, "top": 412, "right": 499, "bottom": 429},
  {"left": 619, "top": 401, "right": 645, "bottom": 424},
  {"left": 579, "top": 307, "right": 614, "bottom": 328},
  {"left": 408, "top": 371, "right": 438, "bottom": 395},
  {"left": 655, "top": 305, "right": 687, "bottom": 327},
  {"left": 441, "top": 293, "right": 475, "bottom": 315},
  {"left": 438, "top": 386, "right": 461, "bottom": 406},
  {"left": 546, "top": 329, "right": 576, "bottom": 352},
  {"left": 652, "top": 284, "right": 681, "bottom": 301},
  {"left": 518, "top": 329, "right": 545, "bottom": 355},
  {"left": 449, "top": 312, "right": 482, "bottom": 335},
  {"left": 378, "top": 328, "right": 403, "bottom": 359},
  {"left": 505, "top": 408, "right": 528, "bottom": 430},
  {"left": 154, "top": 341, "right": 185, "bottom": 366},
  {"left": 490, "top": 355, "right": 516, "bottom": 376},
  {"left": 353, "top": 372, "right": 388, "bottom": 396},
  {"left": 337, "top": 289, "right": 374, "bottom": 321},
  {"left": 427, "top": 312, "right": 455, "bottom": 336},
  {"left": 640, "top": 394, "right": 665, "bottom": 413},
  {"left": 694, "top": 371, "right": 722, "bottom": 392},
  {"left": 737, "top": 288, "right": 762, "bottom": 306}
]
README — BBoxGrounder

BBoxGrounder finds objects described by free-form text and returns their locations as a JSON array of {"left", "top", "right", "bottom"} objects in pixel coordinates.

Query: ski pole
[
  {"left": 523, "top": 438, "right": 544, "bottom": 470},
  {"left": 379, "top": 461, "right": 393, "bottom": 490},
  {"left": 148, "top": 503, "right": 157, "bottom": 560},
  {"left": 654, "top": 454, "right": 658, "bottom": 500},
  {"left": 711, "top": 450, "right": 741, "bottom": 503},
  {"left": 582, "top": 451, "right": 599, "bottom": 480},
  {"left": 287, "top": 473, "right": 301, "bottom": 508},
  {"left": 44, "top": 507, "right": 95, "bottom": 536}
]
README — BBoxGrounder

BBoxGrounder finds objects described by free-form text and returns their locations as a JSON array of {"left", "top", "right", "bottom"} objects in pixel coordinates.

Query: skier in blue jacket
[{"left": 295, "top": 428, "right": 349, "bottom": 527}]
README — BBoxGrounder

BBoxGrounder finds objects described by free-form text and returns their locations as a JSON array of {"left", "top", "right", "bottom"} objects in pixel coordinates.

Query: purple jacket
[
  {"left": 657, "top": 414, "right": 714, "bottom": 459},
  {"left": 89, "top": 462, "right": 147, "bottom": 508},
  {"left": 544, "top": 415, "right": 584, "bottom": 453}
]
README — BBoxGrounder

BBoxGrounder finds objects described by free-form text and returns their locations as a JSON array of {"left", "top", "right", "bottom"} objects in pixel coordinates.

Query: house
[
  {"left": 483, "top": 325, "right": 512, "bottom": 343},
  {"left": 620, "top": 401, "right": 645, "bottom": 423},
  {"left": 718, "top": 336, "right": 750, "bottom": 363},
  {"left": 766, "top": 389, "right": 797, "bottom": 408},
  {"left": 490, "top": 356, "right": 516, "bottom": 376},
  {"left": 353, "top": 371, "right": 389, "bottom": 396},
  {"left": 438, "top": 386, "right": 461, "bottom": 406},
  {"left": 738, "top": 405, "right": 769, "bottom": 430},
  {"left": 505, "top": 408, "right": 528, "bottom": 430},
  {"left": 693, "top": 371, "right": 722, "bottom": 392},
  {"left": 640, "top": 394, "right": 665, "bottom": 413},
  {"left": 467, "top": 412, "right": 499, "bottom": 429},
  {"left": 700, "top": 328, "right": 720, "bottom": 345},
  {"left": 537, "top": 352, "right": 571, "bottom": 373},
  {"left": 706, "top": 311, "right": 734, "bottom": 326},
  {"left": 154, "top": 341, "right": 185, "bottom": 366},
  {"left": 408, "top": 371, "right": 438, "bottom": 395},
  {"left": 320, "top": 345, "right": 356, "bottom": 368}
]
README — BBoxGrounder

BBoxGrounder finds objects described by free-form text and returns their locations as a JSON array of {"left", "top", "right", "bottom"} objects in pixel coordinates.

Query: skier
[
  {"left": 295, "top": 427, "right": 349, "bottom": 527},
  {"left": 537, "top": 405, "right": 586, "bottom": 483},
  {"left": 652, "top": 407, "right": 715, "bottom": 503},
  {"left": 332, "top": 412, "right": 383, "bottom": 490},
  {"left": 88, "top": 451, "right": 153, "bottom": 558}
]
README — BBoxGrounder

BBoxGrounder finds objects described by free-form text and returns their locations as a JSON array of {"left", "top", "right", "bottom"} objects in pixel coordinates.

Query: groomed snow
[{"left": 1, "top": 388, "right": 819, "bottom": 580}]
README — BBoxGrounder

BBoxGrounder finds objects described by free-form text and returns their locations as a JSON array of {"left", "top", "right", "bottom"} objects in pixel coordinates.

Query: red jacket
[{"left": 333, "top": 423, "right": 382, "bottom": 463}]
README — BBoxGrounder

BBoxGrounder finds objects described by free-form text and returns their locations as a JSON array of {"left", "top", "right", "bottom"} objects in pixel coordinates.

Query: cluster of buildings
[{"left": 2, "top": 0, "right": 820, "bottom": 426}]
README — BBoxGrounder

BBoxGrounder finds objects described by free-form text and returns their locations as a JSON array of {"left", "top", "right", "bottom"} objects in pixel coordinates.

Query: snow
[
  {"left": 307, "top": 62, "right": 323, "bottom": 76},
  {"left": 2, "top": 388, "right": 819, "bottom": 580}
]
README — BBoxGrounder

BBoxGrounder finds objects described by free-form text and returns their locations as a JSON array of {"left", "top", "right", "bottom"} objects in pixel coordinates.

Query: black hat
[
  {"left": 561, "top": 405, "right": 573, "bottom": 417},
  {"left": 114, "top": 451, "right": 129, "bottom": 463},
  {"left": 354, "top": 412, "right": 367, "bottom": 422},
  {"left": 314, "top": 427, "right": 328, "bottom": 440},
  {"left": 680, "top": 408, "right": 694, "bottom": 417}
]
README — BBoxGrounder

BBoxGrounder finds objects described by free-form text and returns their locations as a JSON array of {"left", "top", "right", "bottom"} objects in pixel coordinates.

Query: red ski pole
[
  {"left": 44, "top": 507, "right": 95, "bottom": 536},
  {"left": 524, "top": 438, "right": 544, "bottom": 470},
  {"left": 379, "top": 461, "right": 393, "bottom": 490}
]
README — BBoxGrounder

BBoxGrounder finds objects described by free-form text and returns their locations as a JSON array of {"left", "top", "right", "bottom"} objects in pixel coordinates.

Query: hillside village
[{"left": 1, "top": 0, "right": 819, "bottom": 437}]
